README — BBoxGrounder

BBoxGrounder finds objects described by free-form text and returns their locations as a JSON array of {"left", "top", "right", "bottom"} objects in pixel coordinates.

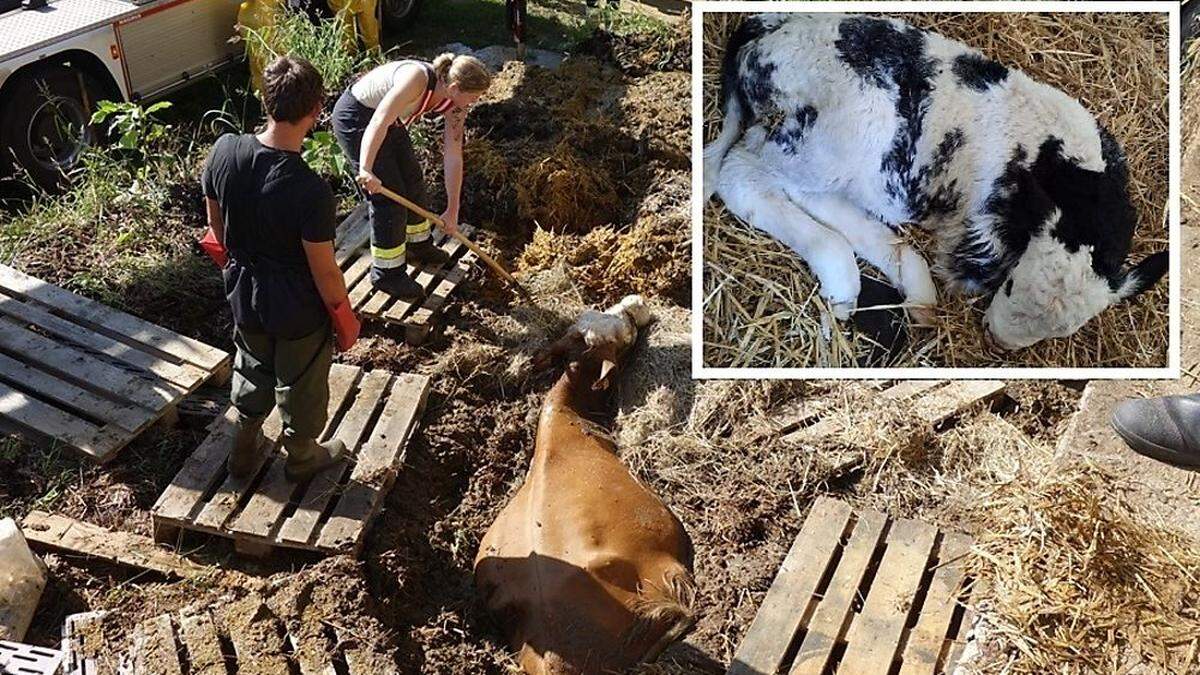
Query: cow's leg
[
  {"left": 716, "top": 146, "right": 860, "bottom": 320},
  {"left": 788, "top": 191, "right": 938, "bottom": 325}
]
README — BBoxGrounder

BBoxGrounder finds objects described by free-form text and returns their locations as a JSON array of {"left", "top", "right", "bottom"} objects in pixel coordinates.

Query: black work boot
[
  {"left": 371, "top": 266, "right": 425, "bottom": 301},
  {"left": 1111, "top": 394, "right": 1200, "bottom": 469},
  {"left": 407, "top": 238, "right": 450, "bottom": 269},
  {"left": 283, "top": 436, "right": 348, "bottom": 483},
  {"left": 227, "top": 415, "right": 267, "bottom": 479}
]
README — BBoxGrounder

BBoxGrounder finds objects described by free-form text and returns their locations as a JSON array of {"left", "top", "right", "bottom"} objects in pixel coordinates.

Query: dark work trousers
[
  {"left": 331, "top": 89, "right": 430, "bottom": 270},
  {"left": 230, "top": 325, "right": 333, "bottom": 446}
]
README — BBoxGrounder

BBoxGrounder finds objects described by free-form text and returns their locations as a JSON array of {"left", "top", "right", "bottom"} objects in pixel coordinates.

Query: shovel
[{"left": 376, "top": 186, "right": 535, "bottom": 302}]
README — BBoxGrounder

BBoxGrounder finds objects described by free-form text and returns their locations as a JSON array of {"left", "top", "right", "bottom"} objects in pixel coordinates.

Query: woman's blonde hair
[{"left": 432, "top": 53, "right": 493, "bottom": 94}]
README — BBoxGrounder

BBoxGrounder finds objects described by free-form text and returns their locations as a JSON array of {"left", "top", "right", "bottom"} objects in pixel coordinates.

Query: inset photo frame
[{"left": 692, "top": 1, "right": 1181, "bottom": 379}]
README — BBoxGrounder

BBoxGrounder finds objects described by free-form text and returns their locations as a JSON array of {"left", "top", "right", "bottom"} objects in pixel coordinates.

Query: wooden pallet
[
  {"left": 0, "top": 641, "right": 64, "bottom": 675},
  {"left": 335, "top": 205, "right": 478, "bottom": 345},
  {"left": 0, "top": 265, "right": 231, "bottom": 463},
  {"left": 728, "top": 497, "right": 979, "bottom": 675},
  {"left": 151, "top": 363, "right": 429, "bottom": 557},
  {"left": 120, "top": 607, "right": 385, "bottom": 674},
  {"left": 61, "top": 612, "right": 104, "bottom": 675}
]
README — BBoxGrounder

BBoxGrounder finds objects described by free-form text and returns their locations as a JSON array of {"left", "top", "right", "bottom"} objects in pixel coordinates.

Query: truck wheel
[
  {"left": 379, "top": 0, "right": 423, "bottom": 32},
  {"left": 0, "top": 65, "right": 103, "bottom": 192}
]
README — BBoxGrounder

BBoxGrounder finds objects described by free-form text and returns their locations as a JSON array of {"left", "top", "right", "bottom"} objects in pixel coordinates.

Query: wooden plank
[
  {"left": 152, "top": 407, "right": 249, "bottom": 523},
  {"left": 177, "top": 611, "right": 225, "bottom": 675},
  {"left": 839, "top": 519, "right": 939, "bottom": 674},
  {"left": 727, "top": 497, "right": 854, "bottom": 675},
  {"left": 943, "top": 575, "right": 987, "bottom": 673},
  {"left": 334, "top": 205, "right": 370, "bottom": 266},
  {"left": 381, "top": 234, "right": 459, "bottom": 323},
  {"left": 398, "top": 247, "right": 475, "bottom": 328},
  {"left": 0, "top": 380, "right": 127, "bottom": 461},
  {"left": 881, "top": 380, "right": 946, "bottom": 400},
  {"left": 315, "top": 373, "right": 430, "bottom": 552},
  {"left": 789, "top": 509, "right": 889, "bottom": 675},
  {"left": 0, "top": 351, "right": 156, "bottom": 434},
  {"left": 0, "top": 264, "right": 226, "bottom": 371},
  {"left": 916, "top": 381, "right": 1005, "bottom": 426},
  {"left": 190, "top": 404, "right": 288, "bottom": 531},
  {"left": 21, "top": 511, "right": 205, "bottom": 579},
  {"left": 0, "top": 319, "right": 184, "bottom": 412},
  {"left": 131, "top": 615, "right": 183, "bottom": 675},
  {"left": 899, "top": 534, "right": 973, "bottom": 675},
  {"left": 276, "top": 370, "right": 391, "bottom": 547},
  {"left": 0, "top": 289, "right": 207, "bottom": 389},
  {"left": 226, "top": 365, "right": 361, "bottom": 539}
]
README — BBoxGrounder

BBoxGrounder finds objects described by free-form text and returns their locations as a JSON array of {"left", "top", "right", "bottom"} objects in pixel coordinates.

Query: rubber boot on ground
[
  {"left": 284, "top": 436, "right": 348, "bottom": 483},
  {"left": 1111, "top": 394, "right": 1200, "bottom": 469},
  {"left": 407, "top": 237, "right": 450, "bottom": 269},
  {"left": 371, "top": 265, "right": 425, "bottom": 301},
  {"left": 227, "top": 415, "right": 267, "bottom": 479}
]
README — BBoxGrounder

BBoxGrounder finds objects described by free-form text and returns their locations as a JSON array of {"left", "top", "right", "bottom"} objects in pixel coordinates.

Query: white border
[{"left": 691, "top": 1, "right": 1182, "bottom": 380}]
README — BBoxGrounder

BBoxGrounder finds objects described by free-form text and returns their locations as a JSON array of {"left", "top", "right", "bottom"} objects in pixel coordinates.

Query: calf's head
[
  {"left": 983, "top": 228, "right": 1167, "bottom": 351},
  {"left": 535, "top": 295, "right": 653, "bottom": 390}
]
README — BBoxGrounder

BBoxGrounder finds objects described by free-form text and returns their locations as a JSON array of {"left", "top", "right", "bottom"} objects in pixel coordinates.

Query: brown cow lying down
[{"left": 475, "top": 295, "right": 696, "bottom": 675}]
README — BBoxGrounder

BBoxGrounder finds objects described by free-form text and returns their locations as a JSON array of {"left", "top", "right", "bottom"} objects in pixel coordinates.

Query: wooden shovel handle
[{"left": 375, "top": 186, "right": 533, "bottom": 301}]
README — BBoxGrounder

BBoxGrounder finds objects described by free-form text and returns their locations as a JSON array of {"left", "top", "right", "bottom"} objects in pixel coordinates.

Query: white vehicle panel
[
  {"left": 0, "top": 22, "right": 129, "bottom": 100},
  {"left": 0, "top": 0, "right": 137, "bottom": 60},
  {"left": 118, "top": 0, "right": 240, "bottom": 99}
]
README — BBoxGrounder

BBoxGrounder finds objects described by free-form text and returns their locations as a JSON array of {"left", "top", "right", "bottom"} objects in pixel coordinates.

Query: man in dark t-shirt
[{"left": 201, "top": 55, "right": 360, "bottom": 483}]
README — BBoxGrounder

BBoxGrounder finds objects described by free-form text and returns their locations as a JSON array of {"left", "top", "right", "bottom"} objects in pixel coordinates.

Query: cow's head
[
  {"left": 983, "top": 227, "right": 1167, "bottom": 350},
  {"left": 534, "top": 295, "right": 653, "bottom": 390}
]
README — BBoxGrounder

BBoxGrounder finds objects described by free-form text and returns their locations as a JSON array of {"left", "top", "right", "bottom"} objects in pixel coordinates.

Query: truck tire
[
  {"left": 379, "top": 0, "right": 423, "bottom": 32},
  {"left": 0, "top": 65, "right": 103, "bottom": 192}
]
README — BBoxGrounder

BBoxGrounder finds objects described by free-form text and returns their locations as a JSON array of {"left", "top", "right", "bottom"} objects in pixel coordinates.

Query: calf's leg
[
  {"left": 717, "top": 146, "right": 860, "bottom": 320},
  {"left": 787, "top": 191, "right": 938, "bottom": 325}
]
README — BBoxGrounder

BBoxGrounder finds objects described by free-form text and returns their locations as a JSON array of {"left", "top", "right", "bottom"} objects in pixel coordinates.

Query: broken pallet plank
[{"left": 21, "top": 511, "right": 204, "bottom": 579}]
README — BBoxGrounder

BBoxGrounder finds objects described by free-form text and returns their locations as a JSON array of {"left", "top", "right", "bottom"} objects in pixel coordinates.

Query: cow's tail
[{"left": 703, "top": 19, "right": 760, "bottom": 202}]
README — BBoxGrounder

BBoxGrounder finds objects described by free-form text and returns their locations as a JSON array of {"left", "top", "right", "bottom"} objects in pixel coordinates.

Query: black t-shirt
[{"left": 202, "top": 133, "right": 336, "bottom": 338}]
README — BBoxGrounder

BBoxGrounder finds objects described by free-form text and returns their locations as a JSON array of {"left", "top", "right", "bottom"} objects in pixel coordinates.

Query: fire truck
[{"left": 0, "top": 0, "right": 417, "bottom": 190}]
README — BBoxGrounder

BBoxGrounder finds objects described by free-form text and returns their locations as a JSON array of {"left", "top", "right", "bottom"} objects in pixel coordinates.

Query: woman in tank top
[{"left": 332, "top": 53, "right": 492, "bottom": 300}]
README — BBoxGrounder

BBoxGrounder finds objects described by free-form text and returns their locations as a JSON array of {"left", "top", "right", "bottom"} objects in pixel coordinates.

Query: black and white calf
[{"left": 704, "top": 13, "right": 1167, "bottom": 350}]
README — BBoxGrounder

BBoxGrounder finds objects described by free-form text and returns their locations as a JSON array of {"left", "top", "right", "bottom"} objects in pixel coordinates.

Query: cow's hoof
[
  {"left": 908, "top": 305, "right": 936, "bottom": 327},
  {"left": 829, "top": 299, "right": 855, "bottom": 321}
]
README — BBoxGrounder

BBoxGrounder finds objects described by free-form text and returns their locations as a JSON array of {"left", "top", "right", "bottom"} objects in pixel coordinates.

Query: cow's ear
[{"left": 1113, "top": 250, "right": 1168, "bottom": 301}]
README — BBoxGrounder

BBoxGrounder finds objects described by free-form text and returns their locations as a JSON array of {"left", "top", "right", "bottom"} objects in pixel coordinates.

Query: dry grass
[{"left": 702, "top": 12, "right": 1170, "bottom": 368}]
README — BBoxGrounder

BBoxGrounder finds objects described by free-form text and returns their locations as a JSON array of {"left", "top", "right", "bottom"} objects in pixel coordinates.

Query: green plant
[
  {"left": 242, "top": 6, "right": 378, "bottom": 92},
  {"left": 90, "top": 99, "right": 173, "bottom": 153},
  {"left": 302, "top": 130, "right": 349, "bottom": 178}
]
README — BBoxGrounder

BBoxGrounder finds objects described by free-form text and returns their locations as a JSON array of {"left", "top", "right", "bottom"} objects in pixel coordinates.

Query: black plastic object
[{"left": 852, "top": 275, "right": 908, "bottom": 367}]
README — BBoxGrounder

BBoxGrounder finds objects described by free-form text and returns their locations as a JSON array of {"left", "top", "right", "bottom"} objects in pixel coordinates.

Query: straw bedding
[{"left": 702, "top": 12, "right": 1170, "bottom": 368}]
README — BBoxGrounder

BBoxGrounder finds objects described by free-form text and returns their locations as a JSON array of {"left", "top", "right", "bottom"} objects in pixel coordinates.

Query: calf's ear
[{"left": 1113, "top": 250, "right": 1168, "bottom": 301}]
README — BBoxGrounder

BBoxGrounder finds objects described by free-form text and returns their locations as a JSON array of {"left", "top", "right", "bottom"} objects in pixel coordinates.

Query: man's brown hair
[{"left": 261, "top": 55, "right": 324, "bottom": 123}]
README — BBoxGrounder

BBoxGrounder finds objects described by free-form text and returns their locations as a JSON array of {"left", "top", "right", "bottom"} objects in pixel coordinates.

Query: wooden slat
[
  {"left": 334, "top": 205, "right": 370, "bottom": 266},
  {"left": 727, "top": 497, "right": 854, "bottom": 675},
  {"left": 881, "top": 380, "right": 946, "bottom": 400},
  {"left": 899, "top": 534, "right": 973, "bottom": 675},
  {"left": 177, "top": 611, "right": 225, "bottom": 675},
  {"left": 0, "top": 351, "right": 155, "bottom": 434},
  {"left": 316, "top": 373, "right": 429, "bottom": 552},
  {"left": 943, "top": 575, "right": 986, "bottom": 672},
  {"left": 380, "top": 233, "right": 460, "bottom": 323},
  {"left": 0, "top": 318, "right": 184, "bottom": 412},
  {"left": 0, "top": 380, "right": 127, "bottom": 461},
  {"left": 152, "top": 407, "right": 252, "bottom": 523},
  {"left": 226, "top": 366, "right": 361, "bottom": 538},
  {"left": 789, "top": 509, "right": 889, "bottom": 675},
  {"left": 131, "top": 615, "right": 183, "bottom": 675},
  {"left": 21, "top": 511, "right": 204, "bottom": 579},
  {"left": 916, "top": 381, "right": 1005, "bottom": 426},
  {"left": 839, "top": 519, "right": 939, "bottom": 674},
  {"left": 396, "top": 247, "right": 475, "bottom": 327},
  {"left": 276, "top": 370, "right": 391, "bottom": 547},
  {"left": 0, "top": 264, "right": 226, "bottom": 371},
  {"left": 0, "top": 289, "right": 206, "bottom": 389}
]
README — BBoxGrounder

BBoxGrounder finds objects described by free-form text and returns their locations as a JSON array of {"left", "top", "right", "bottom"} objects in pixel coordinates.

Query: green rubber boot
[
  {"left": 283, "top": 436, "right": 347, "bottom": 483},
  {"left": 227, "top": 414, "right": 267, "bottom": 479}
]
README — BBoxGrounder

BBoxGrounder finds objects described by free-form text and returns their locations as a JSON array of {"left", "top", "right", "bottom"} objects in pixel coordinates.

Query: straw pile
[
  {"left": 702, "top": 12, "right": 1170, "bottom": 368},
  {"left": 515, "top": 141, "right": 621, "bottom": 232}
]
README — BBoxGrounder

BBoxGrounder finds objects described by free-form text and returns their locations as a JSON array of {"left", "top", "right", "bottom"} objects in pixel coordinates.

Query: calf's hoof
[
  {"left": 828, "top": 298, "right": 856, "bottom": 322},
  {"left": 907, "top": 305, "right": 936, "bottom": 328}
]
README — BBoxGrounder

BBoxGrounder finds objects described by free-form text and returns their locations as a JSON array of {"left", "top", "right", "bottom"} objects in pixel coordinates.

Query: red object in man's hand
[
  {"left": 199, "top": 227, "right": 228, "bottom": 267},
  {"left": 328, "top": 299, "right": 361, "bottom": 352}
]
